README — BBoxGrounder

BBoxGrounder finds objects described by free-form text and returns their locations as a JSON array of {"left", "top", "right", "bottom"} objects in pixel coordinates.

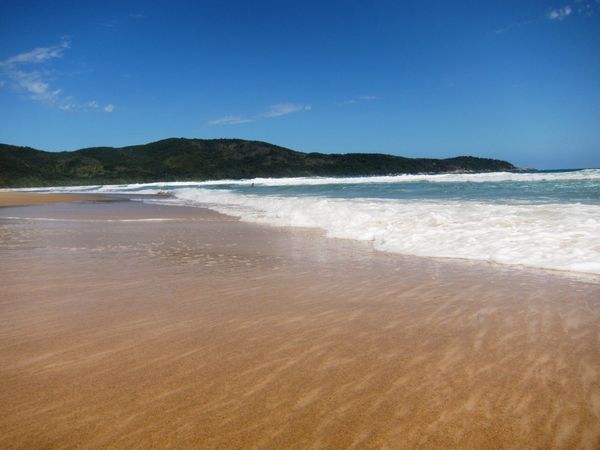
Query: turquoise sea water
[{"left": 198, "top": 170, "right": 600, "bottom": 204}]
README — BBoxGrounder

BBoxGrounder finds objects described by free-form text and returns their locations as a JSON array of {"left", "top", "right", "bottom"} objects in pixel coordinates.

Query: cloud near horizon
[
  {"left": 208, "top": 103, "right": 311, "bottom": 126},
  {"left": 0, "top": 39, "right": 114, "bottom": 112}
]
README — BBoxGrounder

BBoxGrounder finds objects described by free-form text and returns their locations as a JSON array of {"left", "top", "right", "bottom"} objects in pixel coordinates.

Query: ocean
[{"left": 29, "top": 169, "right": 600, "bottom": 275}]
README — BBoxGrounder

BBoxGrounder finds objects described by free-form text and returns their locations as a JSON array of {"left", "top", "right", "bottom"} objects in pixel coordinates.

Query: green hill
[{"left": 0, "top": 138, "right": 516, "bottom": 187}]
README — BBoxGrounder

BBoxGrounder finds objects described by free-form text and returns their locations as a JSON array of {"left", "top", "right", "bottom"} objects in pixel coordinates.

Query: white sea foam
[
  {"left": 170, "top": 188, "right": 600, "bottom": 275},
  {"left": 14, "top": 168, "right": 600, "bottom": 192},
  {"left": 186, "top": 169, "right": 600, "bottom": 186}
]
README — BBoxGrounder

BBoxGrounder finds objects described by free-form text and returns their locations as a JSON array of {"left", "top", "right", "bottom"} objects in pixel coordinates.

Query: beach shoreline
[{"left": 1, "top": 197, "right": 600, "bottom": 448}]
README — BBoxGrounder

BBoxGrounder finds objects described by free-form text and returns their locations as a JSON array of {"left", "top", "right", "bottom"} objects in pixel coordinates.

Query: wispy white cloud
[
  {"left": 11, "top": 70, "right": 60, "bottom": 101},
  {"left": 104, "top": 104, "right": 114, "bottom": 113},
  {"left": 0, "top": 40, "right": 70, "bottom": 66},
  {"left": 207, "top": 103, "right": 311, "bottom": 126},
  {"left": 546, "top": 2, "right": 600, "bottom": 20},
  {"left": 497, "top": 2, "right": 598, "bottom": 34},
  {"left": 129, "top": 13, "right": 146, "bottom": 19},
  {"left": 0, "top": 40, "right": 69, "bottom": 105},
  {"left": 548, "top": 5, "right": 573, "bottom": 20},
  {"left": 494, "top": 19, "right": 533, "bottom": 34},
  {"left": 0, "top": 39, "right": 114, "bottom": 112},
  {"left": 340, "top": 95, "right": 378, "bottom": 106},
  {"left": 58, "top": 97, "right": 76, "bottom": 111},
  {"left": 208, "top": 115, "right": 254, "bottom": 126},
  {"left": 575, "top": 0, "right": 600, "bottom": 16},
  {"left": 262, "top": 103, "right": 311, "bottom": 118}
]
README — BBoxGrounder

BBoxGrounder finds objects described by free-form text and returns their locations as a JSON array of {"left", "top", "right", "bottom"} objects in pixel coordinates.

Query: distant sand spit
[{"left": 1, "top": 200, "right": 600, "bottom": 449}]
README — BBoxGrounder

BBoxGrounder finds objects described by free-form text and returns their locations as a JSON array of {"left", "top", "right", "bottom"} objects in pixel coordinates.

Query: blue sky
[{"left": 1, "top": 0, "right": 599, "bottom": 169}]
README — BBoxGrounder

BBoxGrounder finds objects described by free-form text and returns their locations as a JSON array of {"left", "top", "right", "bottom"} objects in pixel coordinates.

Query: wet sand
[
  {"left": 0, "top": 191, "right": 103, "bottom": 207},
  {"left": 1, "top": 199, "right": 600, "bottom": 449}
]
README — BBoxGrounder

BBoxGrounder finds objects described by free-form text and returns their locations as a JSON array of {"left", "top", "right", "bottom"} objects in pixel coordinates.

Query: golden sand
[
  {"left": 0, "top": 191, "right": 101, "bottom": 207},
  {"left": 1, "top": 200, "right": 600, "bottom": 449}
]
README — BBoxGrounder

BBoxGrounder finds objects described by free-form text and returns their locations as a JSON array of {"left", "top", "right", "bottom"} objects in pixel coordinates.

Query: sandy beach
[
  {"left": 0, "top": 191, "right": 105, "bottom": 207},
  {"left": 1, "top": 195, "right": 600, "bottom": 449}
]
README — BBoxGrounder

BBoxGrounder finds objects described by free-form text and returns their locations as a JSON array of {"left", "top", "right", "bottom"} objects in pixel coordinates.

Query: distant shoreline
[{"left": 0, "top": 138, "right": 516, "bottom": 187}]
